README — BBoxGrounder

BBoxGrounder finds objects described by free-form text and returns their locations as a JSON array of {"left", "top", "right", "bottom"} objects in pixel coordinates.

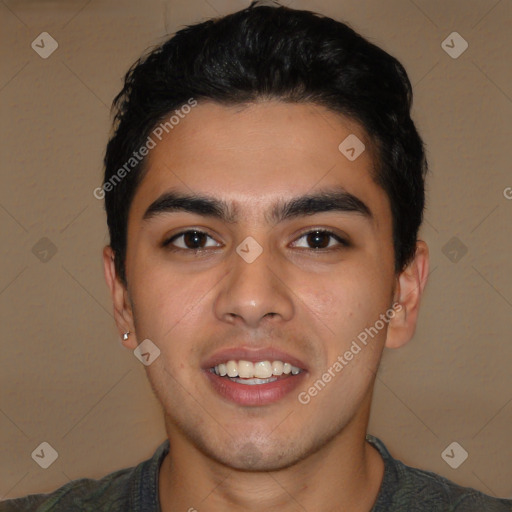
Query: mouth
[{"left": 202, "top": 349, "right": 307, "bottom": 406}]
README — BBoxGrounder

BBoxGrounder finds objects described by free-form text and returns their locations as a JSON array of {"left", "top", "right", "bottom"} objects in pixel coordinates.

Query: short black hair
[{"left": 103, "top": 1, "right": 428, "bottom": 286}]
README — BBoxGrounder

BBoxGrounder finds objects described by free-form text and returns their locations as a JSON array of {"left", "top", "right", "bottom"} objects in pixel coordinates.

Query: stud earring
[{"left": 122, "top": 331, "right": 130, "bottom": 341}]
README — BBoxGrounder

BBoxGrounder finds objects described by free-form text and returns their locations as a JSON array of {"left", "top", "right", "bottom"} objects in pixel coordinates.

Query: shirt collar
[{"left": 137, "top": 436, "right": 394, "bottom": 511}]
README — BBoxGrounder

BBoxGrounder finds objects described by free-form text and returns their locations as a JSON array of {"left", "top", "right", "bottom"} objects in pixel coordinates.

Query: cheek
[
  {"left": 129, "top": 270, "right": 210, "bottom": 391},
  {"left": 129, "top": 260, "right": 210, "bottom": 348},
  {"left": 299, "top": 265, "right": 382, "bottom": 325},
  {"left": 297, "top": 263, "right": 393, "bottom": 367}
]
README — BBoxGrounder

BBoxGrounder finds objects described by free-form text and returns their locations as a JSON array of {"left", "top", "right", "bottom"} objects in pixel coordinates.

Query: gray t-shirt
[{"left": 1, "top": 434, "right": 511, "bottom": 511}]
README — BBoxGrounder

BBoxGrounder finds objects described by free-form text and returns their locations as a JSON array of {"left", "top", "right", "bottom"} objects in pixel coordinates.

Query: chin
[{"left": 204, "top": 437, "right": 309, "bottom": 472}]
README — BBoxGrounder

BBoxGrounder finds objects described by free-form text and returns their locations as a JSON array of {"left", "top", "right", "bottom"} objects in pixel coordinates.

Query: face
[{"left": 116, "top": 101, "right": 400, "bottom": 470}]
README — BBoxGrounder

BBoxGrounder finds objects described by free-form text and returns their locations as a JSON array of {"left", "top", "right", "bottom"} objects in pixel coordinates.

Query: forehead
[{"left": 129, "top": 101, "right": 390, "bottom": 228}]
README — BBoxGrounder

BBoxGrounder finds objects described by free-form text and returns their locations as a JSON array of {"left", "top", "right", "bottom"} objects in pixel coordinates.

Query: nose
[{"left": 213, "top": 243, "right": 294, "bottom": 328}]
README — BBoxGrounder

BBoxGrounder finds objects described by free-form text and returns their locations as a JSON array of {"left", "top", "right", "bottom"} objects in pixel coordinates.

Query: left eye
[{"left": 291, "top": 230, "right": 348, "bottom": 250}]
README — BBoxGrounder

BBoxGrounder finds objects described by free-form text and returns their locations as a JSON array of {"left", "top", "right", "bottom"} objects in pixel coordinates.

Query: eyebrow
[{"left": 142, "top": 186, "right": 373, "bottom": 225}]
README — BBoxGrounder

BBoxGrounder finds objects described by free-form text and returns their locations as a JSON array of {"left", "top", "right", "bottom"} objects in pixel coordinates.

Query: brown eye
[
  {"left": 292, "top": 229, "right": 349, "bottom": 250},
  {"left": 163, "top": 230, "right": 221, "bottom": 251}
]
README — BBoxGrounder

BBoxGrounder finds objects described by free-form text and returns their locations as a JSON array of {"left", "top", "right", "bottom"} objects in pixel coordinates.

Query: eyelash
[{"left": 162, "top": 229, "right": 349, "bottom": 253}]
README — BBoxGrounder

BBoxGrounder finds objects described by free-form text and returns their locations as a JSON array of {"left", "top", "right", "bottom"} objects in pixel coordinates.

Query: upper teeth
[{"left": 213, "top": 360, "right": 302, "bottom": 379}]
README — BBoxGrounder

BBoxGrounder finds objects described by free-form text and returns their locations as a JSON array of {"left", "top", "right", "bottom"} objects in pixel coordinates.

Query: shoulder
[
  {"left": 0, "top": 439, "right": 170, "bottom": 512},
  {"left": 0, "top": 466, "right": 134, "bottom": 512},
  {"left": 396, "top": 462, "right": 512, "bottom": 511},
  {"left": 367, "top": 434, "right": 512, "bottom": 512}
]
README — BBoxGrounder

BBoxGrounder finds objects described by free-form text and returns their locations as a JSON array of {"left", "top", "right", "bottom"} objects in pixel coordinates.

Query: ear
[
  {"left": 102, "top": 246, "right": 138, "bottom": 349},
  {"left": 385, "top": 240, "right": 429, "bottom": 349}
]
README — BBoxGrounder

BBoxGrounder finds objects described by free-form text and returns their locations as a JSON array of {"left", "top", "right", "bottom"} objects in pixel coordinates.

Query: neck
[{"left": 158, "top": 400, "right": 385, "bottom": 512}]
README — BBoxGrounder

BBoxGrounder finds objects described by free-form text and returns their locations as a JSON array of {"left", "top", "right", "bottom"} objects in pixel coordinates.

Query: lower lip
[{"left": 204, "top": 370, "right": 307, "bottom": 406}]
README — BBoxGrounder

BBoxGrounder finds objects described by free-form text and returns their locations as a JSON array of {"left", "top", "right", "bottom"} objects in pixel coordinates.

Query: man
[{"left": 2, "top": 2, "right": 510, "bottom": 511}]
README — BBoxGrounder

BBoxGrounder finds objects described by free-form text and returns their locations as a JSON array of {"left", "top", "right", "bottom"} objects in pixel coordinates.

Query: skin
[{"left": 103, "top": 100, "right": 429, "bottom": 512}]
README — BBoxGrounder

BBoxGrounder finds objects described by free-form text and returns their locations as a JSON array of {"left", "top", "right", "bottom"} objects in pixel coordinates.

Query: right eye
[{"left": 162, "top": 230, "right": 222, "bottom": 252}]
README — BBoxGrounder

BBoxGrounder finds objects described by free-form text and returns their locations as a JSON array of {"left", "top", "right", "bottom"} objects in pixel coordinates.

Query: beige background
[{"left": 1, "top": 0, "right": 511, "bottom": 502}]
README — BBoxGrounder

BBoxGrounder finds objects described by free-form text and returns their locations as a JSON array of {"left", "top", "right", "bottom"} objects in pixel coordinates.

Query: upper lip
[{"left": 202, "top": 347, "right": 308, "bottom": 371}]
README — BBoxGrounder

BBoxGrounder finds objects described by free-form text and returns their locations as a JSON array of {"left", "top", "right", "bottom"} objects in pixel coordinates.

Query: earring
[{"left": 122, "top": 331, "right": 130, "bottom": 341}]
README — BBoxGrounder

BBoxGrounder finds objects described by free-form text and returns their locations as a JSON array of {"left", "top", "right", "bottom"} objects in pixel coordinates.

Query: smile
[
  {"left": 204, "top": 359, "right": 306, "bottom": 406},
  {"left": 211, "top": 359, "right": 303, "bottom": 382}
]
